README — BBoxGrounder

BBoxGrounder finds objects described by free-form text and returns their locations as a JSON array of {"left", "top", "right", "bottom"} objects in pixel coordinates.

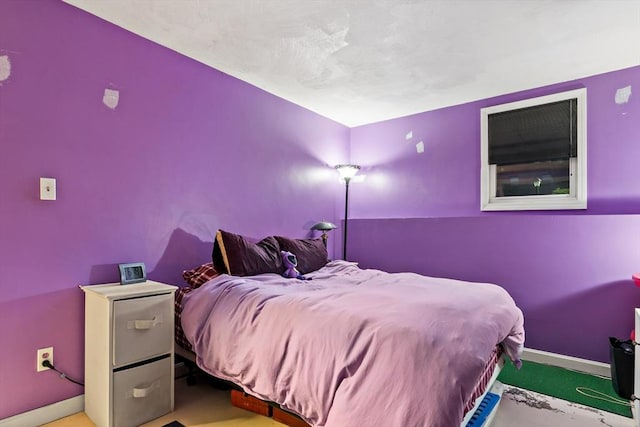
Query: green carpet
[{"left": 497, "top": 360, "right": 632, "bottom": 418}]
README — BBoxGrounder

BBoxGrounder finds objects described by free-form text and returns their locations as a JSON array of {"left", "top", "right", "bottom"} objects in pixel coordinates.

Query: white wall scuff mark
[
  {"left": 416, "top": 141, "right": 424, "bottom": 154},
  {"left": 405, "top": 131, "right": 413, "bottom": 140},
  {"left": 615, "top": 85, "right": 632, "bottom": 104},
  {"left": 103, "top": 88, "right": 120, "bottom": 109},
  {"left": 0, "top": 55, "right": 11, "bottom": 83}
]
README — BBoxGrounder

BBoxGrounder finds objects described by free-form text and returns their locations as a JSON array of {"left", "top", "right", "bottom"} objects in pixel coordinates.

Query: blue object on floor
[{"left": 465, "top": 392, "right": 501, "bottom": 427}]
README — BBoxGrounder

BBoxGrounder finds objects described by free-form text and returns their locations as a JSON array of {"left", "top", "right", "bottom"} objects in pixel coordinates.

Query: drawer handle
[
  {"left": 127, "top": 316, "right": 162, "bottom": 330},
  {"left": 132, "top": 385, "right": 153, "bottom": 398}
]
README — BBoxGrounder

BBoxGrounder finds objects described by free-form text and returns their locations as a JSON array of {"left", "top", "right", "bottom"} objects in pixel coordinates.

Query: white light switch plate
[{"left": 40, "top": 177, "right": 56, "bottom": 200}]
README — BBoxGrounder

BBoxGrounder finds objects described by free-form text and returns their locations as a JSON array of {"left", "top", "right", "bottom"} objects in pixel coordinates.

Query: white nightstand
[{"left": 81, "top": 280, "right": 177, "bottom": 427}]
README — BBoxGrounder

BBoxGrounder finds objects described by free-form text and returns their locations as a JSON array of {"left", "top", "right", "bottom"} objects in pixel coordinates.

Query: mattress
[{"left": 174, "top": 341, "right": 505, "bottom": 427}]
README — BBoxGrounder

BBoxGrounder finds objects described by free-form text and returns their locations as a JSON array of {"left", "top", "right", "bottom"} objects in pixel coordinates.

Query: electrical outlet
[{"left": 37, "top": 347, "right": 53, "bottom": 372}]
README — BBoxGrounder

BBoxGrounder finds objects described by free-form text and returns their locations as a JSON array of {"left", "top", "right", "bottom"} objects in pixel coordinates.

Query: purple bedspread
[{"left": 181, "top": 261, "right": 524, "bottom": 427}]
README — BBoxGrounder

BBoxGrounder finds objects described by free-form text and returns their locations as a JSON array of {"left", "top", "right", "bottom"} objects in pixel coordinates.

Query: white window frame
[{"left": 480, "top": 88, "right": 587, "bottom": 211}]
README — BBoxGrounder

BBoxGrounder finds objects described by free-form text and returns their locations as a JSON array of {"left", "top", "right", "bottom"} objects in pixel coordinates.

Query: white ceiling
[{"left": 62, "top": 0, "right": 640, "bottom": 127}]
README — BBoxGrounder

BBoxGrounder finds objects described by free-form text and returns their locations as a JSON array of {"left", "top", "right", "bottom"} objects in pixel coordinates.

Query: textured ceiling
[{"left": 62, "top": 0, "right": 640, "bottom": 127}]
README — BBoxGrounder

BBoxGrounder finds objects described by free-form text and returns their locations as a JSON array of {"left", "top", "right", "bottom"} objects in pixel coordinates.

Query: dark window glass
[{"left": 496, "top": 159, "right": 570, "bottom": 197}]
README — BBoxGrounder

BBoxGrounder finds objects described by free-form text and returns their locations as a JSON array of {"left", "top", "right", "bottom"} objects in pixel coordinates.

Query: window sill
[{"left": 481, "top": 195, "right": 587, "bottom": 211}]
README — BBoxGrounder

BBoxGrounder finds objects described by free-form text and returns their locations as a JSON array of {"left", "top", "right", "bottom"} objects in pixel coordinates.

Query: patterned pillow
[
  {"left": 182, "top": 262, "right": 219, "bottom": 288},
  {"left": 174, "top": 286, "right": 193, "bottom": 352}
]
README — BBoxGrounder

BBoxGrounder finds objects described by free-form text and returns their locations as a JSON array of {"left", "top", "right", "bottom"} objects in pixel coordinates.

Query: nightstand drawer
[
  {"left": 113, "top": 294, "right": 172, "bottom": 367},
  {"left": 112, "top": 357, "right": 172, "bottom": 427}
]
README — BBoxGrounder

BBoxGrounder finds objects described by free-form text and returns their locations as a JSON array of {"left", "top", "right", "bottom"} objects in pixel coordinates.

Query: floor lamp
[{"left": 335, "top": 164, "right": 360, "bottom": 260}]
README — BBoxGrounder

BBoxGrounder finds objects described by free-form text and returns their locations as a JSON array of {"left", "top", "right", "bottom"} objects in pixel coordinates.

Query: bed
[{"left": 174, "top": 231, "right": 525, "bottom": 427}]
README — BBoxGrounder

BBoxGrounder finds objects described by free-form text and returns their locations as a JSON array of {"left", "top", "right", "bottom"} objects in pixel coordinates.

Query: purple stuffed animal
[{"left": 281, "top": 250, "right": 311, "bottom": 280}]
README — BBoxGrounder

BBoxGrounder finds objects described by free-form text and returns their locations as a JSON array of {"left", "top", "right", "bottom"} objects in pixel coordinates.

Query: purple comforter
[{"left": 181, "top": 261, "right": 524, "bottom": 427}]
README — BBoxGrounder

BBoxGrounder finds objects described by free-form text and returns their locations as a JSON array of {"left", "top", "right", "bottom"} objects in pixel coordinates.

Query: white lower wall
[
  {"left": 522, "top": 347, "right": 611, "bottom": 378},
  {"left": 0, "top": 395, "right": 83, "bottom": 427}
]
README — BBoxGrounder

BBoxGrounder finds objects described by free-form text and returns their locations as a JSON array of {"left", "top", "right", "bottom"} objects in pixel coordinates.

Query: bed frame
[
  {"left": 462, "top": 356, "right": 505, "bottom": 427},
  {"left": 175, "top": 345, "right": 311, "bottom": 426},
  {"left": 174, "top": 344, "right": 506, "bottom": 427}
]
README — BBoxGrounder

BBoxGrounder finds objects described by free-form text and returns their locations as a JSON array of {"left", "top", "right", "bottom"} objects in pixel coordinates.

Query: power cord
[
  {"left": 42, "top": 360, "right": 84, "bottom": 387},
  {"left": 566, "top": 368, "right": 632, "bottom": 407},
  {"left": 575, "top": 387, "right": 631, "bottom": 407}
]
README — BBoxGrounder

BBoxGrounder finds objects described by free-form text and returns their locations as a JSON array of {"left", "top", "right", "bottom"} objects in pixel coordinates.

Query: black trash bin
[{"left": 609, "top": 337, "right": 634, "bottom": 399}]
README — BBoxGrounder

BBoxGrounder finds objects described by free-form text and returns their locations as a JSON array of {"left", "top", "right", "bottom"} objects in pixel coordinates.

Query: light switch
[{"left": 40, "top": 178, "right": 56, "bottom": 200}]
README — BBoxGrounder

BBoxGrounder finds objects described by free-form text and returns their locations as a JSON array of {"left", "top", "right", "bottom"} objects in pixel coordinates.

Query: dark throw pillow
[
  {"left": 212, "top": 229, "right": 283, "bottom": 277},
  {"left": 274, "top": 236, "right": 328, "bottom": 275}
]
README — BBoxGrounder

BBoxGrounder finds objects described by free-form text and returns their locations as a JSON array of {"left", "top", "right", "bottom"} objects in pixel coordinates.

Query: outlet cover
[{"left": 37, "top": 346, "right": 53, "bottom": 372}]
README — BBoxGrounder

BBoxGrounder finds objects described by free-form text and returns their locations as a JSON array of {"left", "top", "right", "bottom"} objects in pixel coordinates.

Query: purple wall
[
  {"left": 0, "top": 1, "right": 348, "bottom": 419},
  {"left": 348, "top": 65, "right": 640, "bottom": 362},
  {"left": 1, "top": 0, "right": 637, "bottom": 420}
]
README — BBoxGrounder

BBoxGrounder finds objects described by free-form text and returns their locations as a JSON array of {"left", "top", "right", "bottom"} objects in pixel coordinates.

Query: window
[{"left": 480, "top": 88, "right": 587, "bottom": 211}]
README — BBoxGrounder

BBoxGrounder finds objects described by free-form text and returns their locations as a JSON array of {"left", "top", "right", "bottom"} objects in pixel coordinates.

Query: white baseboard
[
  {"left": 522, "top": 347, "right": 611, "bottom": 378},
  {"left": 0, "top": 395, "right": 84, "bottom": 427}
]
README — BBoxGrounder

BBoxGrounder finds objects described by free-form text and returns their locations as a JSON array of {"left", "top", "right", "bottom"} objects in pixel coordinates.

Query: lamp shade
[
  {"left": 335, "top": 164, "right": 360, "bottom": 180},
  {"left": 311, "top": 221, "right": 337, "bottom": 231}
]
